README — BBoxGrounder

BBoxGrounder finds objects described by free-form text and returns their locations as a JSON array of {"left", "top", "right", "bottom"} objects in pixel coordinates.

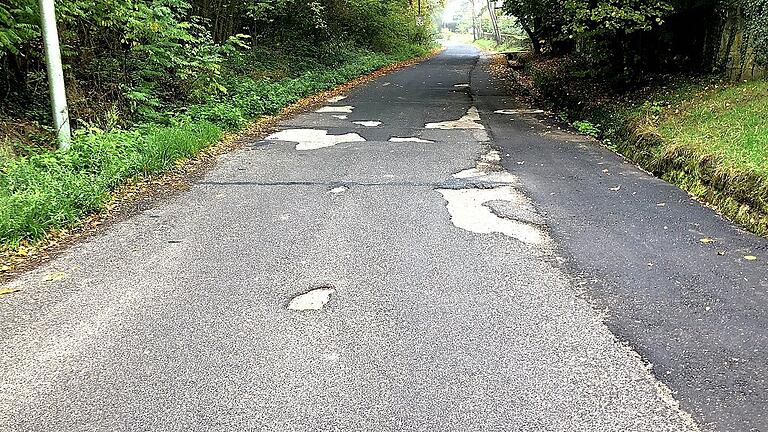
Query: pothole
[
  {"left": 438, "top": 187, "right": 546, "bottom": 244},
  {"left": 426, "top": 107, "right": 485, "bottom": 130},
  {"left": 440, "top": 148, "right": 547, "bottom": 245},
  {"left": 265, "top": 129, "right": 365, "bottom": 150},
  {"left": 288, "top": 286, "right": 336, "bottom": 311},
  {"left": 485, "top": 199, "right": 546, "bottom": 226},
  {"left": 316, "top": 106, "right": 355, "bottom": 113},
  {"left": 451, "top": 150, "right": 517, "bottom": 184}
]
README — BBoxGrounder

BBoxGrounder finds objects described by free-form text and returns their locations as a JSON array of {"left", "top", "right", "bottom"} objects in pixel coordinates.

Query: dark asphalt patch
[{"left": 476, "top": 52, "right": 768, "bottom": 430}]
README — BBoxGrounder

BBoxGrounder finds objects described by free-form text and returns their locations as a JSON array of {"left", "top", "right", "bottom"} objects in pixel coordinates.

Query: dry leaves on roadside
[
  {"left": 43, "top": 272, "right": 66, "bottom": 282},
  {"left": 0, "top": 287, "right": 20, "bottom": 296}
]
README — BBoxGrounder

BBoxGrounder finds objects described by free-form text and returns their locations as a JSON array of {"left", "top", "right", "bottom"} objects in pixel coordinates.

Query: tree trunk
[
  {"left": 521, "top": 24, "right": 540, "bottom": 54},
  {"left": 486, "top": 0, "right": 502, "bottom": 44}
]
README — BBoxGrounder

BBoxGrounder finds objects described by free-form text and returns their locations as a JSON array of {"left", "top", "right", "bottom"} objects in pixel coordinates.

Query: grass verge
[
  {"left": 0, "top": 46, "right": 434, "bottom": 252},
  {"left": 517, "top": 55, "right": 768, "bottom": 236}
]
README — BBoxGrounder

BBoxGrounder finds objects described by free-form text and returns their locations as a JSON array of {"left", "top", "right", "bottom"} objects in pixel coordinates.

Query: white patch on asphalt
[
  {"left": 316, "top": 106, "right": 355, "bottom": 113},
  {"left": 326, "top": 95, "right": 347, "bottom": 103},
  {"left": 481, "top": 150, "right": 501, "bottom": 163},
  {"left": 438, "top": 187, "right": 545, "bottom": 244},
  {"left": 330, "top": 186, "right": 348, "bottom": 194},
  {"left": 288, "top": 287, "right": 336, "bottom": 311},
  {"left": 453, "top": 168, "right": 518, "bottom": 184},
  {"left": 454, "top": 83, "right": 470, "bottom": 88},
  {"left": 452, "top": 150, "right": 517, "bottom": 184},
  {"left": 265, "top": 129, "right": 365, "bottom": 151},
  {"left": 426, "top": 107, "right": 484, "bottom": 130},
  {"left": 389, "top": 137, "right": 435, "bottom": 143},
  {"left": 331, "top": 115, "right": 348, "bottom": 120},
  {"left": 494, "top": 109, "right": 545, "bottom": 115},
  {"left": 353, "top": 121, "right": 382, "bottom": 127}
]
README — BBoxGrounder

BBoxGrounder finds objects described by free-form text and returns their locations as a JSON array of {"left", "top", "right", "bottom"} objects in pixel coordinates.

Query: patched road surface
[{"left": 2, "top": 44, "right": 766, "bottom": 431}]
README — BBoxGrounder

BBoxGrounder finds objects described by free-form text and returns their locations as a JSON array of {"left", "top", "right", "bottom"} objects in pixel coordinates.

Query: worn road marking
[
  {"left": 330, "top": 186, "right": 348, "bottom": 194},
  {"left": 326, "top": 95, "right": 347, "bottom": 103},
  {"left": 288, "top": 287, "right": 336, "bottom": 311},
  {"left": 426, "top": 107, "right": 484, "bottom": 130},
  {"left": 353, "top": 121, "right": 382, "bottom": 127},
  {"left": 266, "top": 129, "right": 365, "bottom": 151},
  {"left": 331, "top": 115, "right": 348, "bottom": 120}
]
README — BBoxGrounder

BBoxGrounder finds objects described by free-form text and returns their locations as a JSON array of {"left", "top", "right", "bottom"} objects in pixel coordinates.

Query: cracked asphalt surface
[{"left": 0, "top": 44, "right": 763, "bottom": 430}]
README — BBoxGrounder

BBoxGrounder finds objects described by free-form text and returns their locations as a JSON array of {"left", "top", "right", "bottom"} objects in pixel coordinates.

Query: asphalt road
[{"left": 0, "top": 44, "right": 763, "bottom": 431}]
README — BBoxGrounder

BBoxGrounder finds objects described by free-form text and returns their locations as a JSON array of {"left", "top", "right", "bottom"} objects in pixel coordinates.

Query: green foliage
[
  {"left": 525, "top": 52, "right": 768, "bottom": 234},
  {"left": 743, "top": 0, "right": 768, "bottom": 65},
  {"left": 564, "top": 0, "right": 673, "bottom": 35},
  {"left": 0, "top": 122, "right": 222, "bottom": 246},
  {"left": 502, "top": 0, "right": 673, "bottom": 73},
  {"left": 0, "top": 1, "right": 37, "bottom": 57},
  {"left": 573, "top": 120, "right": 601, "bottom": 137},
  {"left": 0, "top": 0, "right": 436, "bottom": 247},
  {"left": 0, "top": 45, "right": 427, "bottom": 246},
  {"left": 501, "top": 0, "right": 567, "bottom": 53},
  {"left": 2, "top": 0, "right": 435, "bottom": 125}
]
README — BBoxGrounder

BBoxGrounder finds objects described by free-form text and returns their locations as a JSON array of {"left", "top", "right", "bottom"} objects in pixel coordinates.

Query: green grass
[
  {"left": 0, "top": 46, "right": 430, "bottom": 248},
  {"left": 0, "top": 122, "right": 223, "bottom": 248},
  {"left": 522, "top": 55, "right": 768, "bottom": 235},
  {"left": 629, "top": 79, "right": 768, "bottom": 234},
  {"left": 654, "top": 80, "right": 768, "bottom": 176}
]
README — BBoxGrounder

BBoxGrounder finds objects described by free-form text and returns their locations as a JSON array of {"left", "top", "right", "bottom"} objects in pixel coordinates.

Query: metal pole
[{"left": 39, "top": 0, "right": 71, "bottom": 150}]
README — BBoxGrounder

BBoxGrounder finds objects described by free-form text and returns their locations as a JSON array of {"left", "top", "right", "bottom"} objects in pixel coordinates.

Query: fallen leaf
[
  {"left": 44, "top": 272, "right": 66, "bottom": 282},
  {"left": 0, "top": 265, "right": 11, "bottom": 272},
  {"left": 699, "top": 237, "right": 714, "bottom": 244},
  {"left": 717, "top": 251, "right": 726, "bottom": 256},
  {"left": 744, "top": 255, "right": 758, "bottom": 261},
  {"left": 0, "top": 287, "right": 20, "bottom": 296}
]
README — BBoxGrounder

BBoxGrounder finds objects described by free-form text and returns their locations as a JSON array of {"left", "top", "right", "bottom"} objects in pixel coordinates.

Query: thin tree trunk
[
  {"left": 470, "top": 0, "right": 478, "bottom": 41},
  {"left": 486, "top": 0, "right": 501, "bottom": 44}
]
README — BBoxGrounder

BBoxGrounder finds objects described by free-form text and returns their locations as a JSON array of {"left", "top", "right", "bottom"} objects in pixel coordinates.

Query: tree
[{"left": 501, "top": 0, "right": 566, "bottom": 54}]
